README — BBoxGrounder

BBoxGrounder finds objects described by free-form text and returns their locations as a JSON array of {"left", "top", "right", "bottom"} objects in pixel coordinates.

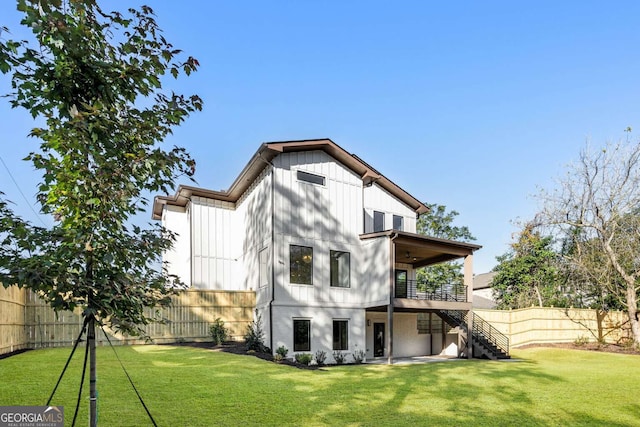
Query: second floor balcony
[{"left": 395, "top": 279, "right": 467, "bottom": 302}]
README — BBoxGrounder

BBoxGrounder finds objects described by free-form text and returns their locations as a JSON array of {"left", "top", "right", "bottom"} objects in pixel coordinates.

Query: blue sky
[{"left": 1, "top": 1, "right": 640, "bottom": 273}]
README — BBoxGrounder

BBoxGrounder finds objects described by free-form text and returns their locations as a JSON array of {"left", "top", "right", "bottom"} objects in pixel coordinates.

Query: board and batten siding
[
  {"left": 271, "top": 151, "right": 367, "bottom": 307},
  {"left": 364, "top": 183, "right": 417, "bottom": 233},
  {"left": 188, "top": 168, "right": 271, "bottom": 291},
  {"left": 162, "top": 204, "right": 192, "bottom": 287}
]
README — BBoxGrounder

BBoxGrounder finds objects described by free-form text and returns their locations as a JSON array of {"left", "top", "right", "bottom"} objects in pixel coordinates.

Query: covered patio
[{"left": 360, "top": 230, "right": 482, "bottom": 364}]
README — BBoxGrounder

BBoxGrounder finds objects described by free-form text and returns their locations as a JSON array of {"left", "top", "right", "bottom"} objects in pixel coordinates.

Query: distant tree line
[{"left": 491, "top": 131, "right": 640, "bottom": 346}]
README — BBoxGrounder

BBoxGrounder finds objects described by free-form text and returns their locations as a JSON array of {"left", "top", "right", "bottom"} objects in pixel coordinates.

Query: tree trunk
[
  {"left": 534, "top": 285, "right": 544, "bottom": 307},
  {"left": 626, "top": 284, "right": 640, "bottom": 346},
  {"left": 88, "top": 316, "right": 97, "bottom": 427}
]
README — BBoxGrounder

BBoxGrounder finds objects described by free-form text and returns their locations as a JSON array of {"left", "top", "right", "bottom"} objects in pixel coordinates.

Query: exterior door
[
  {"left": 374, "top": 323, "right": 385, "bottom": 357},
  {"left": 395, "top": 269, "right": 408, "bottom": 298}
]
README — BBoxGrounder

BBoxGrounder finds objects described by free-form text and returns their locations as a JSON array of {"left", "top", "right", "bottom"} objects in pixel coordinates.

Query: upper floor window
[
  {"left": 297, "top": 170, "right": 325, "bottom": 186},
  {"left": 330, "top": 250, "right": 350, "bottom": 288},
  {"left": 393, "top": 215, "right": 403, "bottom": 231},
  {"left": 290, "top": 245, "right": 313, "bottom": 285},
  {"left": 373, "top": 211, "right": 385, "bottom": 232}
]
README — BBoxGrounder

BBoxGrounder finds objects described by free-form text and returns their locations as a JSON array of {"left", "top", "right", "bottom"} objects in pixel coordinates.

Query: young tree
[
  {"left": 416, "top": 203, "right": 476, "bottom": 290},
  {"left": 491, "top": 224, "right": 563, "bottom": 309},
  {"left": 535, "top": 133, "right": 640, "bottom": 346},
  {"left": 1, "top": 1, "right": 201, "bottom": 422}
]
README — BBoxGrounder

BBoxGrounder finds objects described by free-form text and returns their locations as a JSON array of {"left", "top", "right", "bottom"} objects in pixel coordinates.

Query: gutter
[{"left": 258, "top": 153, "right": 276, "bottom": 353}]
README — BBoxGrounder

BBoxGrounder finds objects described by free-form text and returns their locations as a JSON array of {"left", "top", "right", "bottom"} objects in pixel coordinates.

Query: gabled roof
[{"left": 153, "top": 138, "right": 429, "bottom": 219}]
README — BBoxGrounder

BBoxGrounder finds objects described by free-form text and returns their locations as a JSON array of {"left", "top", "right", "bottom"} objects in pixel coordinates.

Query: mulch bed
[
  {"left": 170, "top": 341, "right": 322, "bottom": 369},
  {"left": 518, "top": 342, "right": 640, "bottom": 355}
]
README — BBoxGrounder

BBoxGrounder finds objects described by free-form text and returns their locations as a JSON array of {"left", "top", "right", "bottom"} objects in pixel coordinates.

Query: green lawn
[{"left": 1, "top": 345, "right": 639, "bottom": 426}]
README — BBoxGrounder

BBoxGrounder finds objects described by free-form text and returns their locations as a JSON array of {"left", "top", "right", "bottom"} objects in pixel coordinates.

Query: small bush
[
  {"left": 209, "top": 318, "right": 229, "bottom": 345},
  {"left": 574, "top": 335, "right": 589, "bottom": 346},
  {"left": 294, "top": 353, "right": 313, "bottom": 365},
  {"left": 244, "top": 315, "right": 268, "bottom": 352},
  {"left": 314, "top": 350, "right": 327, "bottom": 366},
  {"left": 274, "top": 353, "right": 285, "bottom": 362},
  {"left": 276, "top": 345, "right": 288, "bottom": 358},
  {"left": 333, "top": 350, "right": 346, "bottom": 365},
  {"left": 352, "top": 349, "right": 365, "bottom": 364}
]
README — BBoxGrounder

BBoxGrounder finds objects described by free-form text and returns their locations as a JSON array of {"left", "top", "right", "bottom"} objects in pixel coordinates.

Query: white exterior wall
[
  {"left": 272, "top": 151, "right": 364, "bottom": 307},
  {"left": 272, "top": 305, "right": 366, "bottom": 363},
  {"left": 363, "top": 183, "right": 417, "bottom": 233},
  {"left": 366, "top": 313, "right": 420, "bottom": 359},
  {"left": 189, "top": 169, "right": 272, "bottom": 291},
  {"left": 162, "top": 204, "right": 192, "bottom": 287}
]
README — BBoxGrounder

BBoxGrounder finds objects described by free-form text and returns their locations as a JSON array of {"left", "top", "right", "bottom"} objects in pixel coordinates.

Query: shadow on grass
[{"left": 2, "top": 346, "right": 638, "bottom": 426}]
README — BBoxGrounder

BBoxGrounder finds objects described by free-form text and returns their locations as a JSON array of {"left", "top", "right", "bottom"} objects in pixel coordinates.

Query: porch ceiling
[{"left": 360, "top": 230, "right": 482, "bottom": 268}]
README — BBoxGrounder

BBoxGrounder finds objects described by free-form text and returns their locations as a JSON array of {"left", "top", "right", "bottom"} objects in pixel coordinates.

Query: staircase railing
[
  {"left": 471, "top": 312, "right": 509, "bottom": 356},
  {"left": 441, "top": 310, "right": 510, "bottom": 358}
]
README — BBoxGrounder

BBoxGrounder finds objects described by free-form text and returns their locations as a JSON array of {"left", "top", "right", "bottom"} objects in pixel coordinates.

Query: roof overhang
[
  {"left": 153, "top": 138, "right": 429, "bottom": 219},
  {"left": 360, "top": 230, "right": 482, "bottom": 268}
]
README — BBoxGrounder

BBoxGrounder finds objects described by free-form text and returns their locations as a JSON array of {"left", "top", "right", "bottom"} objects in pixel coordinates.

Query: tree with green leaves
[
  {"left": 491, "top": 224, "right": 564, "bottom": 309},
  {"left": 416, "top": 203, "right": 476, "bottom": 290},
  {"left": 1, "top": 1, "right": 201, "bottom": 423},
  {"left": 535, "top": 134, "right": 640, "bottom": 345}
]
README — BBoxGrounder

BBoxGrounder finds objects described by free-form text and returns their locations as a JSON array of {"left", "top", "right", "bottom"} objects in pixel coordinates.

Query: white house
[{"left": 153, "top": 139, "right": 507, "bottom": 363}]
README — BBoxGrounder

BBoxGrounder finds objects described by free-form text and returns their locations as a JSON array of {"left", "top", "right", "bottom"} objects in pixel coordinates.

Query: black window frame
[
  {"left": 290, "top": 245, "right": 313, "bottom": 285},
  {"left": 332, "top": 320, "right": 349, "bottom": 351},
  {"left": 297, "top": 170, "right": 326, "bottom": 186},
  {"left": 294, "top": 319, "right": 311, "bottom": 352},
  {"left": 330, "top": 250, "right": 351, "bottom": 288}
]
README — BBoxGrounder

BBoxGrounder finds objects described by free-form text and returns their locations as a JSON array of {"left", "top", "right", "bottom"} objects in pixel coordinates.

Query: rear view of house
[{"left": 154, "top": 139, "right": 508, "bottom": 363}]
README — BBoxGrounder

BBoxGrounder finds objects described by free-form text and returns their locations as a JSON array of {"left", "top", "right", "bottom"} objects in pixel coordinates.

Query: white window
[{"left": 259, "top": 247, "right": 268, "bottom": 288}]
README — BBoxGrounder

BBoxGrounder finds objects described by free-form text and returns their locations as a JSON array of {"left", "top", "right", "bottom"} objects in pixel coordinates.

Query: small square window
[
  {"left": 333, "top": 320, "right": 348, "bottom": 350},
  {"left": 330, "top": 250, "right": 350, "bottom": 288},
  {"left": 294, "top": 319, "right": 311, "bottom": 352},
  {"left": 290, "top": 245, "right": 313, "bottom": 285}
]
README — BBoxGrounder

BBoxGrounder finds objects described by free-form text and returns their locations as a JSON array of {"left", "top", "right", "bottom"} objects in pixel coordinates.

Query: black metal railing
[
  {"left": 440, "top": 310, "right": 510, "bottom": 359},
  {"left": 471, "top": 312, "right": 510, "bottom": 356},
  {"left": 395, "top": 279, "right": 467, "bottom": 302}
]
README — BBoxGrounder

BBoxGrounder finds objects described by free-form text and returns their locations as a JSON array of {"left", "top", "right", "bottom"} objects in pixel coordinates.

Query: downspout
[
  {"left": 258, "top": 154, "right": 276, "bottom": 353},
  {"left": 387, "top": 231, "right": 398, "bottom": 365}
]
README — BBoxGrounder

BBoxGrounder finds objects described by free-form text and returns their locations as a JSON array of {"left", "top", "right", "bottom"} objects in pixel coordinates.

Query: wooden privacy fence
[
  {"left": 475, "top": 307, "right": 631, "bottom": 347},
  {"left": 0, "top": 286, "right": 28, "bottom": 355},
  {"left": 1, "top": 286, "right": 255, "bottom": 354}
]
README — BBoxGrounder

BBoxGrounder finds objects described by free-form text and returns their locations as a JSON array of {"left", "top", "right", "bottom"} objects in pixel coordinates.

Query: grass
[{"left": 1, "top": 346, "right": 639, "bottom": 426}]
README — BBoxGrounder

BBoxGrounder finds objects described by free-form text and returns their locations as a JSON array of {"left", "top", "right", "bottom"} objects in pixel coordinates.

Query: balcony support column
[{"left": 464, "top": 254, "right": 474, "bottom": 359}]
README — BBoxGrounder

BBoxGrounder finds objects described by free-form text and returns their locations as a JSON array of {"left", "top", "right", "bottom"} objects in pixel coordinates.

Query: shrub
[
  {"left": 333, "top": 350, "right": 346, "bottom": 365},
  {"left": 274, "top": 353, "right": 284, "bottom": 362},
  {"left": 294, "top": 353, "right": 313, "bottom": 365},
  {"left": 244, "top": 315, "right": 268, "bottom": 352},
  {"left": 574, "top": 335, "right": 589, "bottom": 346},
  {"left": 352, "top": 349, "right": 365, "bottom": 364},
  {"left": 209, "top": 318, "right": 229, "bottom": 345},
  {"left": 314, "top": 349, "right": 327, "bottom": 366},
  {"left": 276, "top": 345, "right": 288, "bottom": 358}
]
